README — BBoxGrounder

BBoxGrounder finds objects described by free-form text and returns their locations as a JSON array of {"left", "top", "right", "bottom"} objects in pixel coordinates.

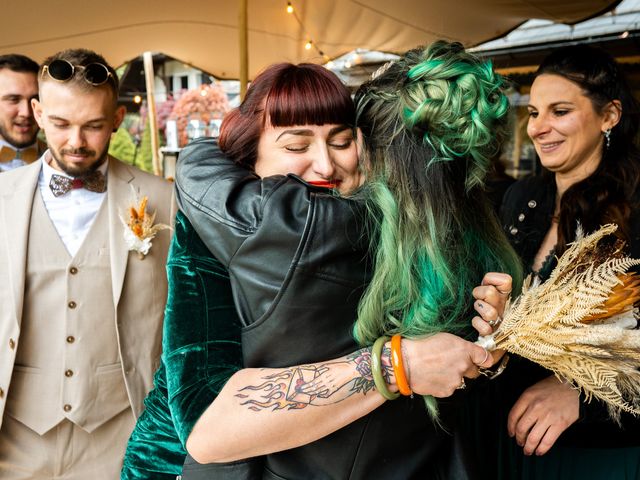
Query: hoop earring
[{"left": 604, "top": 128, "right": 612, "bottom": 149}]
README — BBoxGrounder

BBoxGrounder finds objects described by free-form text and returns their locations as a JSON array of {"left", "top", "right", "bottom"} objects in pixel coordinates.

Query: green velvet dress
[{"left": 121, "top": 211, "right": 244, "bottom": 479}]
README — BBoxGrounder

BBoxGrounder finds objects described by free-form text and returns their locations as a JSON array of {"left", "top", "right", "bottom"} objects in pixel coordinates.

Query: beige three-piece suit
[{"left": 0, "top": 157, "right": 174, "bottom": 479}]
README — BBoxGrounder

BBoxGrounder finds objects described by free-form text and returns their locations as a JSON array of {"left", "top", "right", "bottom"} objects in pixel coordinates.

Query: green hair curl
[{"left": 402, "top": 43, "right": 509, "bottom": 191}]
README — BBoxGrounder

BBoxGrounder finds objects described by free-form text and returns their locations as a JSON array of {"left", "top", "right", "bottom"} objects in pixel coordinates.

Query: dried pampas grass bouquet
[{"left": 478, "top": 224, "right": 640, "bottom": 422}]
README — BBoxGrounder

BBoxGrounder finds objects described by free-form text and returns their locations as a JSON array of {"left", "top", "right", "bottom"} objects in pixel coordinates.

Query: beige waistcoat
[{"left": 5, "top": 191, "right": 129, "bottom": 434}]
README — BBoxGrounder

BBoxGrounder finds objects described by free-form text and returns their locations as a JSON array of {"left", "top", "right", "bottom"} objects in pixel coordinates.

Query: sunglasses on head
[{"left": 42, "top": 59, "right": 114, "bottom": 86}]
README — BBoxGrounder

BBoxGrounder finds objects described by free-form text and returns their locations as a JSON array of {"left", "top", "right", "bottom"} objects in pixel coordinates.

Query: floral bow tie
[
  {"left": 49, "top": 171, "right": 107, "bottom": 197},
  {"left": 0, "top": 145, "right": 38, "bottom": 164}
]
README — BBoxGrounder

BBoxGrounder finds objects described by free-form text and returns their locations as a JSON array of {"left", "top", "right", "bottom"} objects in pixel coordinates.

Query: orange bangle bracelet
[{"left": 390, "top": 334, "right": 412, "bottom": 396}]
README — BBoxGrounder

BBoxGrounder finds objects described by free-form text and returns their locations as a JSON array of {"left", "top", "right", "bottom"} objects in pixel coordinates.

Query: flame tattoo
[
  {"left": 235, "top": 348, "right": 378, "bottom": 412},
  {"left": 236, "top": 371, "right": 308, "bottom": 411}
]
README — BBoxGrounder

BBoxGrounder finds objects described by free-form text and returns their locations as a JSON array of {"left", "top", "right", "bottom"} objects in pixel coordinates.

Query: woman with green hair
[
  {"left": 171, "top": 41, "right": 521, "bottom": 479},
  {"left": 353, "top": 40, "right": 522, "bottom": 372}
]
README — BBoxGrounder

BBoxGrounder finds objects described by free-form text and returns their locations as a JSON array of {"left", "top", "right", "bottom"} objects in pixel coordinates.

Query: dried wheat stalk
[{"left": 477, "top": 224, "right": 640, "bottom": 422}]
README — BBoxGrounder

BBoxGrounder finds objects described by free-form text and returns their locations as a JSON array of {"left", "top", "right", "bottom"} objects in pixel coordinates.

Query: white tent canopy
[{"left": 0, "top": 0, "right": 621, "bottom": 79}]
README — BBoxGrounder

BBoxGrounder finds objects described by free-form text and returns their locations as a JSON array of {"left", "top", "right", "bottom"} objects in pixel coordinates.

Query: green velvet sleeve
[
  {"left": 121, "top": 211, "right": 245, "bottom": 478},
  {"left": 121, "top": 362, "right": 185, "bottom": 479},
  {"left": 163, "top": 211, "right": 244, "bottom": 445}
]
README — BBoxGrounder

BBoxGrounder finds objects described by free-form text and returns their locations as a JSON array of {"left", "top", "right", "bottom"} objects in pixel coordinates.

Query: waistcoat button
[
  {"left": 528, "top": 200, "right": 537, "bottom": 208},
  {"left": 69, "top": 267, "right": 78, "bottom": 275},
  {"left": 66, "top": 336, "right": 75, "bottom": 344},
  {"left": 63, "top": 404, "right": 72, "bottom": 412},
  {"left": 65, "top": 369, "right": 74, "bottom": 377},
  {"left": 68, "top": 301, "right": 77, "bottom": 309},
  {"left": 8, "top": 338, "right": 15, "bottom": 350}
]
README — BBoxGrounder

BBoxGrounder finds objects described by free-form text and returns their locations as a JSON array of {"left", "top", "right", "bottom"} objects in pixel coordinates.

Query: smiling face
[
  {"left": 255, "top": 122, "right": 361, "bottom": 194},
  {"left": 0, "top": 69, "right": 39, "bottom": 148},
  {"left": 32, "top": 80, "right": 124, "bottom": 176},
  {"left": 527, "top": 74, "right": 620, "bottom": 184}
]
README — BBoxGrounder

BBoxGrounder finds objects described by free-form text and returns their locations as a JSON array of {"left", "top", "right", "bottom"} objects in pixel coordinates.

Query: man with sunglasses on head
[
  {"left": 0, "top": 54, "right": 43, "bottom": 172},
  {"left": 0, "top": 48, "right": 174, "bottom": 479}
]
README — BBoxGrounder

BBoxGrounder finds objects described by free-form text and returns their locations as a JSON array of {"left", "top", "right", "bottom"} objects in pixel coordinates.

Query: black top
[
  {"left": 175, "top": 138, "right": 476, "bottom": 479},
  {"left": 499, "top": 174, "right": 640, "bottom": 448}
]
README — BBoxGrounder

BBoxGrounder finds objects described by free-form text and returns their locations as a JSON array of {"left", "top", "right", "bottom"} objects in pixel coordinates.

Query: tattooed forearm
[
  {"left": 235, "top": 346, "right": 392, "bottom": 411},
  {"left": 346, "top": 346, "right": 391, "bottom": 395}
]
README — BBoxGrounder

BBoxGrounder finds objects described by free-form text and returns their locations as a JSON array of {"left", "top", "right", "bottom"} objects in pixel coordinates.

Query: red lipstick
[{"left": 308, "top": 180, "right": 338, "bottom": 189}]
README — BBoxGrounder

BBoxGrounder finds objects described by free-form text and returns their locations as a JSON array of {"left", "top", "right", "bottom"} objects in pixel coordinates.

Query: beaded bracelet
[
  {"left": 371, "top": 335, "right": 400, "bottom": 401},
  {"left": 390, "top": 334, "right": 412, "bottom": 396}
]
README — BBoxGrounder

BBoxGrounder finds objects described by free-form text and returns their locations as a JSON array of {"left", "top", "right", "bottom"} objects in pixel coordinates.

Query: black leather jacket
[{"left": 175, "top": 138, "right": 471, "bottom": 479}]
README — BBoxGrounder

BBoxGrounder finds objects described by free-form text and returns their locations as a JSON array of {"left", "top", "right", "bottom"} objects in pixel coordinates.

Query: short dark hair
[
  {"left": 0, "top": 54, "right": 39, "bottom": 74},
  {"left": 219, "top": 62, "right": 355, "bottom": 169},
  {"left": 40, "top": 48, "right": 119, "bottom": 99}
]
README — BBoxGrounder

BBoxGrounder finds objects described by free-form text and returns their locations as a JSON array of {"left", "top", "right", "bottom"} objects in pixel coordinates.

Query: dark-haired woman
[
  {"left": 121, "top": 62, "right": 371, "bottom": 479},
  {"left": 499, "top": 44, "right": 640, "bottom": 479}
]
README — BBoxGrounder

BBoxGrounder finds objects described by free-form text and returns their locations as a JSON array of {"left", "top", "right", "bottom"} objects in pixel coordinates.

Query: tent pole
[
  {"left": 143, "top": 51, "right": 162, "bottom": 176},
  {"left": 239, "top": 0, "right": 248, "bottom": 100}
]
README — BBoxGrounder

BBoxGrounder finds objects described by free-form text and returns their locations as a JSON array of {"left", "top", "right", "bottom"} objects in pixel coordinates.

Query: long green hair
[{"left": 354, "top": 41, "right": 522, "bottom": 346}]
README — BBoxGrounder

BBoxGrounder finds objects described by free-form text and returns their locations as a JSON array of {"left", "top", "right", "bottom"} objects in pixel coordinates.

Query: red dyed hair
[{"left": 219, "top": 63, "right": 354, "bottom": 169}]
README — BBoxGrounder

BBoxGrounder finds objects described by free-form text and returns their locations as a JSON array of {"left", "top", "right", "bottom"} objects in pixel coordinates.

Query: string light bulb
[
  {"left": 287, "top": 2, "right": 327, "bottom": 60},
  {"left": 133, "top": 95, "right": 142, "bottom": 104}
]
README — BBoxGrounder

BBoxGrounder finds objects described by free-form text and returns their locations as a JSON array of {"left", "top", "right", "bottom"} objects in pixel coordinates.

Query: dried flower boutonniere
[{"left": 121, "top": 191, "right": 170, "bottom": 259}]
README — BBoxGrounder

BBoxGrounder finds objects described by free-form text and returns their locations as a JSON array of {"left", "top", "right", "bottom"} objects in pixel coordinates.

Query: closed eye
[
  {"left": 329, "top": 139, "right": 353, "bottom": 149},
  {"left": 284, "top": 144, "right": 308, "bottom": 152}
]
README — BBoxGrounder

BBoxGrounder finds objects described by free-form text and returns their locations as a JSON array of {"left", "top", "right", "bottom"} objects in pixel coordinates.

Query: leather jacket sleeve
[
  {"left": 175, "top": 137, "right": 368, "bottom": 328},
  {"left": 176, "top": 137, "right": 308, "bottom": 268}
]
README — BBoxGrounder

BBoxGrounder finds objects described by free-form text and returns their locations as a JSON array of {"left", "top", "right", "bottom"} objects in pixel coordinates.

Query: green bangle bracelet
[{"left": 371, "top": 335, "right": 400, "bottom": 401}]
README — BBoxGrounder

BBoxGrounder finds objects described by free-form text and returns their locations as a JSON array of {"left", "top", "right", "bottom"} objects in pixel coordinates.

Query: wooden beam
[
  {"left": 143, "top": 51, "right": 162, "bottom": 176},
  {"left": 239, "top": 0, "right": 248, "bottom": 100}
]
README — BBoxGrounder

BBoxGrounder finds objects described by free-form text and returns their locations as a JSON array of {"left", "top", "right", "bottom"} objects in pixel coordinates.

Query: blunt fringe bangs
[
  {"left": 220, "top": 62, "right": 354, "bottom": 168},
  {"left": 264, "top": 63, "right": 355, "bottom": 128}
]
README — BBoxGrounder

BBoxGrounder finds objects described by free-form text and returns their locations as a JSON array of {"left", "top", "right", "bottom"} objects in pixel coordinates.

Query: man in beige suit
[{"left": 0, "top": 48, "right": 174, "bottom": 479}]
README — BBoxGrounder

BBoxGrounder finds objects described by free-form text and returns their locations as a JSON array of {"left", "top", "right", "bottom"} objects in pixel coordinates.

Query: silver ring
[
  {"left": 487, "top": 315, "right": 502, "bottom": 328},
  {"left": 456, "top": 378, "right": 466, "bottom": 390},
  {"left": 497, "top": 288, "right": 512, "bottom": 296}
]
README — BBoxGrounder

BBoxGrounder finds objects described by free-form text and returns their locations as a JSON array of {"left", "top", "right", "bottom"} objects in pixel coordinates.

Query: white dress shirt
[
  {"left": 38, "top": 152, "right": 108, "bottom": 256},
  {"left": 0, "top": 139, "right": 38, "bottom": 172}
]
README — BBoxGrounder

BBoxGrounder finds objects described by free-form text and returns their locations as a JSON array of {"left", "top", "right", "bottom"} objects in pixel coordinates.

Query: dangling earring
[{"left": 604, "top": 128, "right": 612, "bottom": 149}]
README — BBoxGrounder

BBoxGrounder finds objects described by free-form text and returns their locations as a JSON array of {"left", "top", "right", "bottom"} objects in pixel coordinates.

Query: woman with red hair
[{"left": 124, "top": 52, "right": 511, "bottom": 479}]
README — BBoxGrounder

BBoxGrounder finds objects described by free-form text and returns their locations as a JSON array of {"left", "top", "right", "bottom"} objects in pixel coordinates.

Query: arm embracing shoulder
[{"left": 175, "top": 138, "right": 276, "bottom": 265}]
